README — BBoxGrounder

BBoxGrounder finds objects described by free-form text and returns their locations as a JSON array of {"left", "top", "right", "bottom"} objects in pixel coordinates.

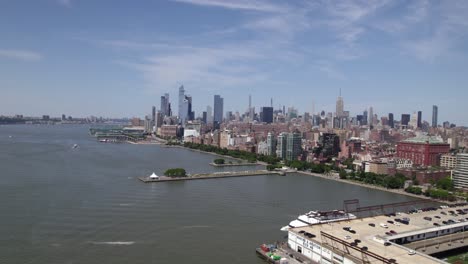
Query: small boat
[{"left": 72, "top": 144, "right": 79, "bottom": 149}]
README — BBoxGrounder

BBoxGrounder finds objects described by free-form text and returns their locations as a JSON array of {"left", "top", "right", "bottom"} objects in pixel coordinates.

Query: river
[{"left": 0, "top": 125, "right": 421, "bottom": 264}]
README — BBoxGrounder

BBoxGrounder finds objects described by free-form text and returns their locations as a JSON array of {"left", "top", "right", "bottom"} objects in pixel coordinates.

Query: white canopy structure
[{"left": 149, "top": 172, "right": 159, "bottom": 179}]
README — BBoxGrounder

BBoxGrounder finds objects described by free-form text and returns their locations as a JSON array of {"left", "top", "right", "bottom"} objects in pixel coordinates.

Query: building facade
[
  {"left": 396, "top": 136, "right": 450, "bottom": 167},
  {"left": 440, "top": 154, "right": 457, "bottom": 169},
  {"left": 453, "top": 153, "right": 468, "bottom": 190},
  {"left": 432, "top": 105, "right": 438, "bottom": 128},
  {"left": 286, "top": 132, "right": 302, "bottom": 161},
  {"left": 213, "top": 95, "right": 224, "bottom": 124}
]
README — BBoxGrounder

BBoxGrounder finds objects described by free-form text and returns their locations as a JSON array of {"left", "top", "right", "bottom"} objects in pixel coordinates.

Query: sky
[{"left": 0, "top": 0, "right": 467, "bottom": 125}]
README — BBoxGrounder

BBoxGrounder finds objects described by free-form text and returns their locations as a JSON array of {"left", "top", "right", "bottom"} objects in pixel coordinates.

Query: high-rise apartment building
[
  {"left": 266, "top": 132, "right": 277, "bottom": 156},
  {"left": 453, "top": 153, "right": 468, "bottom": 190},
  {"left": 401, "top": 114, "right": 410, "bottom": 127},
  {"left": 206, "top": 106, "right": 213, "bottom": 124},
  {"left": 286, "top": 132, "right": 302, "bottom": 161},
  {"left": 368, "top": 107, "right": 374, "bottom": 126},
  {"left": 432, "top": 105, "right": 438, "bottom": 128},
  {"left": 151, "top": 106, "right": 156, "bottom": 123},
  {"left": 276, "top": 132, "right": 287, "bottom": 159},
  {"left": 213, "top": 95, "right": 224, "bottom": 124}
]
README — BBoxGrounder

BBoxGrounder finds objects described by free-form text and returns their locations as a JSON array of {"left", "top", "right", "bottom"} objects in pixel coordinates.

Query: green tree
[
  {"left": 436, "top": 177, "right": 454, "bottom": 191},
  {"left": 164, "top": 168, "right": 187, "bottom": 177},
  {"left": 339, "top": 170, "right": 347, "bottom": 179},
  {"left": 213, "top": 158, "right": 225, "bottom": 165}
]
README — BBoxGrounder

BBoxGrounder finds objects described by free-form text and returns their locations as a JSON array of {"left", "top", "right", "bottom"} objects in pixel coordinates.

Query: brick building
[{"left": 396, "top": 136, "right": 450, "bottom": 167}]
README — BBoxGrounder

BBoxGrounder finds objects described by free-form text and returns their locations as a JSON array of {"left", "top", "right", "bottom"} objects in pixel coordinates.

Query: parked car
[{"left": 368, "top": 223, "right": 376, "bottom": 227}]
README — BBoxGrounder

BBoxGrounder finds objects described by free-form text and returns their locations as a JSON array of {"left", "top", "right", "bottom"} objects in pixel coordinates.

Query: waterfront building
[
  {"left": 260, "top": 107, "right": 273, "bottom": 124},
  {"left": 286, "top": 131, "right": 302, "bottom": 161},
  {"left": 159, "top": 125, "right": 178, "bottom": 138},
  {"left": 266, "top": 132, "right": 277, "bottom": 156},
  {"left": 432, "top": 105, "right": 438, "bottom": 128},
  {"left": 257, "top": 141, "right": 268, "bottom": 155},
  {"left": 213, "top": 95, "right": 224, "bottom": 124},
  {"left": 396, "top": 135, "right": 450, "bottom": 166},
  {"left": 365, "top": 161, "right": 388, "bottom": 174},
  {"left": 440, "top": 154, "right": 457, "bottom": 169},
  {"left": 276, "top": 132, "right": 287, "bottom": 159},
  {"left": 453, "top": 153, "right": 468, "bottom": 190}
]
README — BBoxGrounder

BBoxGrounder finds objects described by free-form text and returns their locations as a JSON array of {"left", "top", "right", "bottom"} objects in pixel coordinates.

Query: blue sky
[{"left": 1, "top": 0, "right": 467, "bottom": 125}]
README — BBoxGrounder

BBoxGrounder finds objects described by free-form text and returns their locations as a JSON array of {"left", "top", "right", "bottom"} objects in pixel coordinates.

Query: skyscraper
[
  {"left": 336, "top": 90, "right": 344, "bottom": 118},
  {"left": 286, "top": 131, "right": 302, "bottom": 161},
  {"left": 388, "top": 113, "right": 394, "bottom": 128},
  {"left": 160, "top": 93, "right": 170, "bottom": 117},
  {"left": 178, "top": 85, "right": 186, "bottom": 120},
  {"left": 276, "top": 132, "right": 287, "bottom": 159},
  {"left": 260, "top": 107, "right": 273, "bottom": 123},
  {"left": 432, "top": 105, "right": 438, "bottom": 128},
  {"left": 213, "top": 95, "right": 224, "bottom": 124},
  {"left": 206, "top": 106, "right": 213, "bottom": 124},
  {"left": 453, "top": 153, "right": 468, "bottom": 190},
  {"left": 202, "top": 111, "right": 207, "bottom": 124},
  {"left": 401, "top": 114, "right": 410, "bottom": 127},
  {"left": 417, "top": 111, "right": 422, "bottom": 128},
  {"left": 267, "top": 132, "right": 276, "bottom": 156},
  {"left": 363, "top": 109, "right": 368, "bottom": 126},
  {"left": 368, "top": 107, "right": 374, "bottom": 126},
  {"left": 151, "top": 106, "right": 156, "bottom": 123}
]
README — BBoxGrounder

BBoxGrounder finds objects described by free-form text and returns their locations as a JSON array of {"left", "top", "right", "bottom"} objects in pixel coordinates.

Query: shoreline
[
  {"left": 153, "top": 143, "right": 453, "bottom": 204},
  {"left": 295, "top": 170, "right": 452, "bottom": 204}
]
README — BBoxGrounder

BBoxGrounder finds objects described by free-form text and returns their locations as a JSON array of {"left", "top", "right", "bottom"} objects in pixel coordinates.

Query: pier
[
  {"left": 208, "top": 162, "right": 258, "bottom": 167},
  {"left": 138, "top": 170, "right": 285, "bottom": 183}
]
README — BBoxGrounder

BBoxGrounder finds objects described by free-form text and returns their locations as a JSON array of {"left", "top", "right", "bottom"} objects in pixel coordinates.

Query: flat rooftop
[{"left": 290, "top": 204, "right": 468, "bottom": 264}]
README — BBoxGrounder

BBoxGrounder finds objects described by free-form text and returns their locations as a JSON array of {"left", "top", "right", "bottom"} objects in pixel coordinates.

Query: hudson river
[{"left": 0, "top": 125, "right": 419, "bottom": 264}]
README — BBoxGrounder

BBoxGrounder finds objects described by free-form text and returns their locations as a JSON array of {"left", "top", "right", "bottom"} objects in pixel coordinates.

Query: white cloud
[
  {"left": 172, "top": 0, "right": 287, "bottom": 13},
  {"left": 0, "top": 49, "right": 43, "bottom": 61}
]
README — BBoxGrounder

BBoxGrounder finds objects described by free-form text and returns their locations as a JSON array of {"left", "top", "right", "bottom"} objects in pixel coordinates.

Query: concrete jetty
[
  {"left": 138, "top": 170, "right": 285, "bottom": 183},
  {"left": 208, "top": 162, "right": 258, "bottom": 167}
]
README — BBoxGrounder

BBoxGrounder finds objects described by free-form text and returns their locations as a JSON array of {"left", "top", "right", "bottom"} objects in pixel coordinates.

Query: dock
[{"left": 138, "top": 170, "right": 285, "bottom": 183}]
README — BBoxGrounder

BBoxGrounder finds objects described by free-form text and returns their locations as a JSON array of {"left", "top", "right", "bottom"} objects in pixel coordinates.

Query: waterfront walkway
[{"left": 138, "top": 170, "right": 284, "bottom": 183}]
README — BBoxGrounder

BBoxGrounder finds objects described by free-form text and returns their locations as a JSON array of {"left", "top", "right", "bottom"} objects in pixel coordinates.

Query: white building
[{"left": 453, "top": 153, "right": 468, "bottom": 190}]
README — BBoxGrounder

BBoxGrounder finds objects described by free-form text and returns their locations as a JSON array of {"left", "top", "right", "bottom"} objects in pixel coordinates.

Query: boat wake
[
  {"left": 181, "top": 225, "right": 212, "bottom": 229},
  {"left": 90, "top": 241, "right": 135, "bottom": 245}
]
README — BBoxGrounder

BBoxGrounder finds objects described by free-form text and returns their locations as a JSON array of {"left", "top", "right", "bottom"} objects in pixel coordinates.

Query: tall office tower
[
  {"left": 206, "top": 106, "right": 213, "bottom": 124},
  {"left": 388, "top": 113, "right": 394, "bottom": 128},
  {"left": 363, "top": 109, "right": 368, "bottom": 126},
  {"left": 186, "top": 95, "right": 194, "bottom": 121},
  {"left": 282, "top": 105, "right": 286, "bottom": 115},
  {"left": 213, "top": 95, "right": 224, "bottom": 124},
  {"left": 152, "top": 106, "right": 156, "bottom": 123},
  {"left": 202, "top": 111, "right": 207, "bottom": 124},
  {"left": 155, "top": 111, "right": 163, "bottom": 128},
  {"left": 401, "top": 114, "right": 410, "bottom": 127},
  {"left": 225, "top": 111, "right": 232, "bottom": 121},
  {"left": 417, "top": 111, "right": 422, "bottom": 128},
  {"left": 178, "top": 85, "right": 186, "bottom": 118},
  {"left": 266, "top": 132, "right": 277, "bottom": 156},
  {"left": 160, "top": 93, "right": 170, "bottom": 116},
  {"left": 260, "top": 107, "right": 273, "bottom": 123},
  {"left": 336, "top": 89, "right": 344, "bottom": 117},
  {"left": 432, "top": 105, "right": 438, "bottom": 128},
  {"left": 276, "top": 132, "right": 287, "bottom": 159},
  {"left": 286, "top": 132, "right": 302, "bottom": 161},
  {"left": 453, "top": 153, "right": 468, "bottom": 190},
  {"left": 368, "top": 107, "right": 374, "bottom": 126}
]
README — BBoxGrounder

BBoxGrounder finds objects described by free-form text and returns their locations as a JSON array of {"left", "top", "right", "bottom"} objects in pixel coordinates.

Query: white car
[
  {"left": 380, "top": 223, "right": 388, "bottom": 228},
  {"left": 344, "top": 235, "right": 351, "bottom": 240},
  {"left": 408, "top": 250, "right": 416, "bottom": 255}
]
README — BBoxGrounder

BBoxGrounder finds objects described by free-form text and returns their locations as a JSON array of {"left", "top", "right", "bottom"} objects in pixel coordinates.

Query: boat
[
  {"left": 72, "top": 144, "right": 78, "bottom": 149},
  {"left": 281, "top": 210, "right": 356, "bottom": 231}
]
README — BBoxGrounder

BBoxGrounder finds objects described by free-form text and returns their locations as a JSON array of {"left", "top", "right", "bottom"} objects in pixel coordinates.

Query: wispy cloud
[
  {"left": 0, "top": 49, "right": 43, "bottom": 61},
  {"left": 172, "top": 0, "right": 287, "bottom": 13},
  {"left": 57, "top": 0, "right": 72, "bottom": 8}
]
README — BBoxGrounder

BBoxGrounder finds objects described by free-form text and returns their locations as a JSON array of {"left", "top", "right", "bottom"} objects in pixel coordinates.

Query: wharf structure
[
  {"left": 285, "top": 203, "right": 468, "bottom": 264},
  {"left": 138, "top": 170, "right": 285, "bottom": 183}
]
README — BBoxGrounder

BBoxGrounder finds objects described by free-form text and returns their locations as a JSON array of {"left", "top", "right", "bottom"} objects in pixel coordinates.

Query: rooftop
[
  {"left": 402, "top": 135, "right": 445, "bottom": 145},
  {"left": 290, "top": 204, "right": 468, "bottom": 264}
]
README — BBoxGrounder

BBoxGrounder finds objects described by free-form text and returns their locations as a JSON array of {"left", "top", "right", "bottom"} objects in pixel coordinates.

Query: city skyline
[{"left": 1, "top": 1, "right": 468, "bottom": 125}]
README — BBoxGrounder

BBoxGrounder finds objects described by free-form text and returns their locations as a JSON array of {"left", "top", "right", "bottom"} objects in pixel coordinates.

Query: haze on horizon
[{"left": 1, "top": 0, "right": 467, "bottom": 125}]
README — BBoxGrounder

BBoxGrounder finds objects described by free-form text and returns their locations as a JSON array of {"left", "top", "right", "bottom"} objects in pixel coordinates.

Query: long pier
[{"left": 138, "top": 170, "right": 285, "bottom": 183}]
